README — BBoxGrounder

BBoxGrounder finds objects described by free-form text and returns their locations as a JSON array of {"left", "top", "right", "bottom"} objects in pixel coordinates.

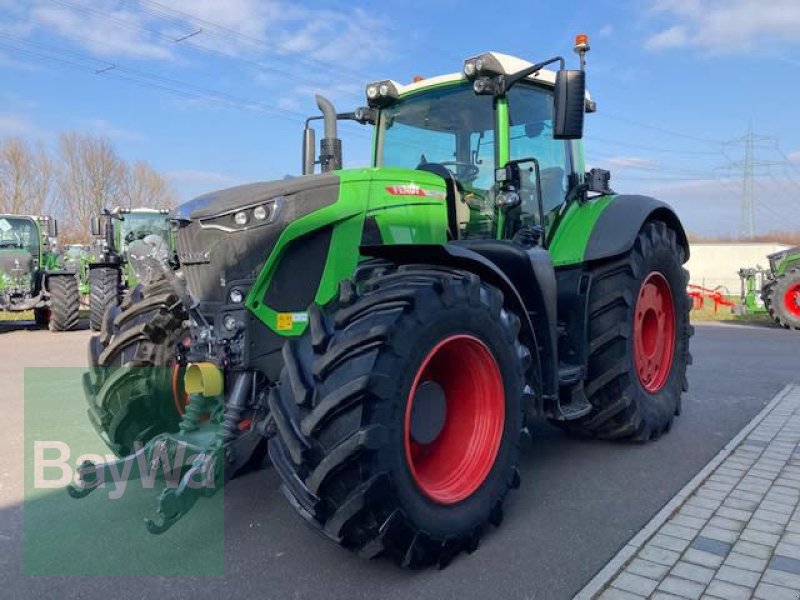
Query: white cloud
[
  {"left": 645, "top": 25, "right": 689, "bottom": 50},
  {"left": 789, "top": 151, "right": 800, "bottom": 163},
  {"left": 31, "top": 3, "right": 173, "bottom": 60},
  {"left": 79, "top": 119, "right": 145, "bottom": 142},
  {"left": 167, "top": 169, "right": 242, "bottom": 187},
  {"left": 598, "top": 25, "right": 615, "bottom": 38},
  {"left": 646, "top": 0, "right": 800, "bottom": 54},
  {"left": 604, "top": 156, "right": 658, "bottom": 169},
  {"left": 7, "top": 0, "right": 386, "bottom": 70},
  {"left": 0, "top": 113, "right": 38, "bottom": 137},
  {"left": 622, "top": 174, "right": 800, "bottom": 235}
]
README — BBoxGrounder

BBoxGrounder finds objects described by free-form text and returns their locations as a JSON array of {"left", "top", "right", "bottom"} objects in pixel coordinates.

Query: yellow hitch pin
[{"left": 184, "top": 362, "right": 224, "bottom": 397}]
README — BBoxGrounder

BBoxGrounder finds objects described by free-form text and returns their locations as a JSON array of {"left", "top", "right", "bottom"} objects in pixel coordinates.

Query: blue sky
[{"left": 1, "top": 0, "right": 800, "bottom": 235}]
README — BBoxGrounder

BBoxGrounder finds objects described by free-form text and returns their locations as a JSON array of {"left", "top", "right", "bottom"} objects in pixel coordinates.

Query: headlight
[
  {"left": 223, "top": 314, "right": 238, "bottom": 331},
  {"left": 463, "top": 60, "right": 476, "bottom": 77},
  {"left": 198, "top": 197, "right": 282, "bottom": 232},
  {"left": 366, "top": 85, "right": 379, "bottom": 99},
  {"left": 229, "top": 288, "right": 244, "bottom": 304},
  {"left": 253, "top": 205, "right": 268, "bottom": 221}
]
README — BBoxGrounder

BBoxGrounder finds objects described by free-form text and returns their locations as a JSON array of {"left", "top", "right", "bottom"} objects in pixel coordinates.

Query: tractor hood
[
  {"left": 175, "top": 172, "right": 340, "bottom": 304},
  {"left": 175, "top": 172, "right": 340, "bottom": 221}
]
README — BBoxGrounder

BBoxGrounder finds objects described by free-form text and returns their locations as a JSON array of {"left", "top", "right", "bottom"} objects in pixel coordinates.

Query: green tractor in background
[
  {"left": 0, "top": 213, "right": 81, "bottom": 330},
  {"left": 76, "top": 39, "right": 693, "bottom": 567},
  {"left": 739, "top": 246, "right": 800, "bottom": 329},
  {"left": 60, "top": 244, "right": 91, "bottom": 302},
  {"left": 87, "top": 206, "right": 173, "bottom": 331}
]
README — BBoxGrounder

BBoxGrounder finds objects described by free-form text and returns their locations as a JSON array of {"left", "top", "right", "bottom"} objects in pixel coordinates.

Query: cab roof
[{"left": 382, "top": 51, "right": 591, "bottom": 102}]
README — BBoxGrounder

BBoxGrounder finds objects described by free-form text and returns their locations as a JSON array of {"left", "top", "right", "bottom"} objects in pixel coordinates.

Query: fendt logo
[{"left": 385, "top": 184, "right": 445, "bottom": 199}]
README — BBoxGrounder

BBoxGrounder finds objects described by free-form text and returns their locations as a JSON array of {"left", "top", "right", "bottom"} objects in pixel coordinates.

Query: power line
[
  {"left": 599, "top": 112, "right": 727, "bottom": 145},
  {"left": 128, "top": 0, "right": 375, "bottom": 83},
  {"left": 585, "top": 134, "right": 723, "bottom": 157},
  {"left": 46, "top": 0, "right": 360, "bottom": 90}
]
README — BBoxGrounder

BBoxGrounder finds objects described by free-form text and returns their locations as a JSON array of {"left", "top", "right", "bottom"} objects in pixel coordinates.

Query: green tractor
[
  {"left": 87, "top": 206, "right": 173, "bottom": 331},
  {"left": 750, "top": 246, "right": 800, "bottom": 329},
  {"left": 76, "top": 40, "right": 692, "bottom": 567},
  {"left": 0, "top": 214, "right": 81, "bottom": 330},
  {"left": 60, "top": 244, "right": 91, "bottom": 301}
]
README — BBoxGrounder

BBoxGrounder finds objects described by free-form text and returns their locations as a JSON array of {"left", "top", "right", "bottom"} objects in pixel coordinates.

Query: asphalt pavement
[{"left": 1, "top": 320, "right": 798, "bottom": 599}]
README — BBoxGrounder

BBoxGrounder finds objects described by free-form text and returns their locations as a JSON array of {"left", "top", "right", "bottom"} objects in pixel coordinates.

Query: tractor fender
[
  {"left": 584, "top": 195, "right": 690, "bottom": 263},
  {"left": 361, "top": 243, "right": 559, "bottom": 405}
]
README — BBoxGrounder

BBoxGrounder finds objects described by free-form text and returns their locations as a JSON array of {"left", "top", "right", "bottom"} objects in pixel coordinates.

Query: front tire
[
  {"left": 85, "top": 277, "right": 188, "bottom": 456},
  {"left": 269, "top": 266, "right": 529, "bottom": 567},
  {"left": 48, "top": 275, "right": 80, "bottom": 331},
  {"left": 89, "top": 267, "right": 121, "bottom": 331},
  {"left": 555, "top": 221, "right": 692, "bottom": 441},
  {"left": 767, "top": 268, "right": 800, "bottom": 330}
]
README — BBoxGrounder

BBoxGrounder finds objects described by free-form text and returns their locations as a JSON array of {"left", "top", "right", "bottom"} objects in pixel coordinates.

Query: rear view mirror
[
  {"left": 48, "top": 218, "right": 58, "bottom": 238},
  {"left": 90, "top": 215, "right": 101, "bottom": 237},
  {"left": 553, "top": 69, "right": 585, "bottom": 140}
]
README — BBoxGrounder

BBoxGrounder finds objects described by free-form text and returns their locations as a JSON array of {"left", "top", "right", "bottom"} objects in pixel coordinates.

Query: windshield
[
  {"left": 377, "top": 84, "right": 497, "bottom": 238},
  {"left": 120, "top": 212, "right": 170, "bottom": 248},
  {"left": 0, "top": 216, "right": 40, "bottom": 255},
  {"left": 377, "top": 84, "right": 495, "bottom": 189}
]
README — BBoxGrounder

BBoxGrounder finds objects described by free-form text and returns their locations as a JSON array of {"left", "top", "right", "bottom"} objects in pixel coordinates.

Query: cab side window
[{"left": 507, "top": 85, "right": 572, "bottom": 218}]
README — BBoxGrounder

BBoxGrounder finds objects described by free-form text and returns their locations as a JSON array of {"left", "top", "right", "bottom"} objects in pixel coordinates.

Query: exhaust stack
[{"left": 315, "top": 95, "right": 342, "bottom": 172}]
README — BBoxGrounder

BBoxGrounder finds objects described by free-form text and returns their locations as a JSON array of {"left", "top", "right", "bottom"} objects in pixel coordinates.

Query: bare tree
[
  {"left": 56, "top": 132, "right": 125, "bottom": 241},
  {"left": 122, "top": 160, "right": 179, "bottom": 209},
  {"left": 0, "top": 138, "right": 54, "bottom": 215}
]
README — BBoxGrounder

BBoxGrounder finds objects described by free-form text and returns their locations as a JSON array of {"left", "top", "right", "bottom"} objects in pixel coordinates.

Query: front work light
[{"left": 365, "top": 80, "right": 400, "bottom": 108}]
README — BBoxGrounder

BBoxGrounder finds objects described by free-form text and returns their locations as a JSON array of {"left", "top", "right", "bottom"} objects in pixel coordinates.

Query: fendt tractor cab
[
  {"left": 0, "top": 214, "right": 81, "bottom": 330},
  {"left": 88, "top": 206, "right": 173, "bottom": 330},
  {"left": 77, "top": 38, "right": 692, "bottom": 567}
]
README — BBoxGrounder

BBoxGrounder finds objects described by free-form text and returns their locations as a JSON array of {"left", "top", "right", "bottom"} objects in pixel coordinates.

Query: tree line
[{"left": 0, "top": 133, "right": 178, "bottom": 243}]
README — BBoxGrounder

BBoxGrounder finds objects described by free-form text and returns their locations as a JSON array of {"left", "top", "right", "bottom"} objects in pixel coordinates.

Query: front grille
[{"left": 176, "top": 221, "right": 280, "bottom": 303}]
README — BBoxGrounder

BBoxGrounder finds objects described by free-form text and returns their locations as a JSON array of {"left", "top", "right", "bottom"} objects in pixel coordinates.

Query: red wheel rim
[
  {"left": 633, "top": 272, "right": 676, "bottom": 393},
  {"left": 171, "top": 364, "right": 189, "bottom": 415},
  {"left": 404, "top": 334, "right": 505, "bottom": 505},
  {"left": 784, "top": 282, "right": 800, "bottom": 318}
]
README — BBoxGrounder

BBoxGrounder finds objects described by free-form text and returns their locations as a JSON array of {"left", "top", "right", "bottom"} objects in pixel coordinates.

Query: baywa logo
[{"left": 33, "top": 439, "right": 217, "bottom": 500}]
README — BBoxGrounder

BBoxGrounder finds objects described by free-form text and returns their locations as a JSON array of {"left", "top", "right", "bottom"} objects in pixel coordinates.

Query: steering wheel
[
  {"left": 125, "top": 230, "right": 147, "bottom": 244},
  {"left": 437, "top": 161, "right": 480, "bottom": 181}
]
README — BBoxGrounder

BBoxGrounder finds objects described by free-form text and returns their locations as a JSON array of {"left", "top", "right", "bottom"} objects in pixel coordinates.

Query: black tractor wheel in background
[
  {"left": 767, "top": 268, "right": 800, "bottom": 330},
  {"left": 85, "top": 276, "right": 188, "bottom": 456},
  {"left": 48, "top": 275, "right": 81, "bottom": 332},
  {"left": 89, "top": 267, "right": 121, "bottom": 331},
  {"left": 555, "top": 221, "right": 692, "bottom": 441},
  {"left": 269, "top": 266, "right": 529, "bottom": 568}
]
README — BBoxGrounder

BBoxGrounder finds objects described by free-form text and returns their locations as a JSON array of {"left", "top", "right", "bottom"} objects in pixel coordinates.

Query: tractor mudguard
[
  {"left": 584, "top": 195, "right": 689, "bottom": 263},
  {"left": 361, "top": 242, "right": 558, "bottom": 403}
]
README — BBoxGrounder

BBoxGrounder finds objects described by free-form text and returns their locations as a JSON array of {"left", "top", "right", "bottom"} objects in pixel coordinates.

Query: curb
[{"left": 573, "top": 383, "right": 797, "bottom": 600}]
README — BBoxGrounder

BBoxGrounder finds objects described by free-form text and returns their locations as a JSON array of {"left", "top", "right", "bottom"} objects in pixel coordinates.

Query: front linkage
[{"left": 70, "top": 270, "right": 273, "bottom": 533}]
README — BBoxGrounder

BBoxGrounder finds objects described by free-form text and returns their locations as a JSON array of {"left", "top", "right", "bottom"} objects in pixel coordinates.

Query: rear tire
[
  {"left": 85, "top": 276, "right": 188, "bottom": 456},
  {"left": 89, "top": 267, "right": 121, "bottom": 331},
  {"left": 554, "top": 221, "right": 692, "bottom": 441},
  {"left": 767, "top": 268, "right": 800, "bottom": 330},
  {"left": 48, "top": 275, "right": 80, "bottom": 331},
  {"left": 269, "top": 266, "right": 529, "bottom": 568}
]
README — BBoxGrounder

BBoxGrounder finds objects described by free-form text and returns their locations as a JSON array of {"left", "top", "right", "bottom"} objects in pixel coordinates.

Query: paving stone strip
[{"left": 575, "top": 384, "right": 800, "bottom": 600}]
